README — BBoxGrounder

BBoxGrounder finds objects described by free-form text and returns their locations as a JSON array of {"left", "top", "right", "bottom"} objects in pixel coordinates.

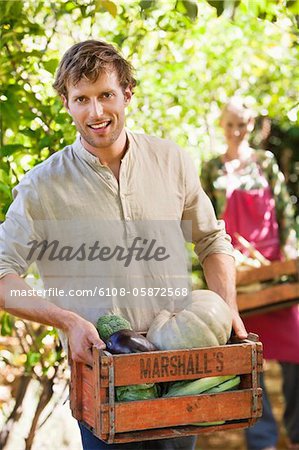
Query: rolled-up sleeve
[
  {"left": 181, "top": 152, "right": 234, "bottom": 264},
  {"left": 0, "top": 176, "right": 43, "bottom": 279}
]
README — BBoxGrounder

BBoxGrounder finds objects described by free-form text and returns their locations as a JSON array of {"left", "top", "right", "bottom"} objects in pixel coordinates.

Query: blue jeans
[
  {"left": 280, "top": 362, "right": 299, "bottom": 445},
  {"left": 245, "top": 373, "right": 278, "bottom": 450},
  {"left": 78, "top": 422, "right": 197, "bottom": 450},
  {"left": 245, "top": 363, "right": 299, "bottom": 450}
]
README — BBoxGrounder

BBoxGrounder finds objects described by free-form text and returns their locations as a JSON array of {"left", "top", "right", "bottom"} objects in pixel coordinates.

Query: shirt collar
[
  {"left": 72, "top": 130, "right": 135, "bottom": 167},
  {"left": 73, "top": 135, "right": 99, "bottom": 165}
]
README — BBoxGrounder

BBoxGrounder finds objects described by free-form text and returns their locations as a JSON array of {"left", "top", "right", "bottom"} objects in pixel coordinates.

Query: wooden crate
[
  {"left": 236, "top": 259, "right": 299, "bottom": 316},
  {"left": 69, "top": 334, "right": 263, "bottom": 444}
]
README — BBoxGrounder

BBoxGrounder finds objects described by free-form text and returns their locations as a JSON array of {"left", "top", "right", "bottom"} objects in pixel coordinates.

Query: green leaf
[
  {"left": 286, "top": 0, "right": 299, "bottom": 14},
  {"left": 20, "top": 128, "right": 37, "bottom": 138},
  {"left": 139, "top": 0, "right": 155, "bottom": 11},
  {"left": 0, "top": 0, "right": 23, "bottom": 20},
  {"left": 206, "top": 0, "right": 225, "bottom": 16},
  {"left": 112, "top": 33, "right": 127, "bottom": 47},
  {"left": 64, "top": 1, "right": 77, "bottom": 12},
  {"left": 0, "top": 313, "right": 13, "bottom": 336},
  {"left": 95, "top": 0, "right": 117, "bottom": 17},
  {"left": 182, "top": 0, "right": 198, "bottom": 20},
  {"left": 0, "top": 182, "right": 12, "bottom": 197},
  {"left": 0, "top": 144, "right": 25, "bottom": 157},
  {"left": 1, "top": 102, "right": 21, "bottom": 132},
  {"left": 27, "top": 352, "right": 41, "bottom": 366},
  {"left": 38, "top": 135, "right": 54, "bottom": 149},
  {"left": 43, "top": 59, "right": 59, "bottom": 75},
  {"left": 116, "top": 383, "right": 159, "bottom": 402}
]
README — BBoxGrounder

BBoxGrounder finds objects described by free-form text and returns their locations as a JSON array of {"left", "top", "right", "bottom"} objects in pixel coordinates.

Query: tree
[
  {"left": 1, "top": 1, "right": 298, "bottom": 447},
  {"left": 1, "top": 0, "right": 298, "bottom": 218}
]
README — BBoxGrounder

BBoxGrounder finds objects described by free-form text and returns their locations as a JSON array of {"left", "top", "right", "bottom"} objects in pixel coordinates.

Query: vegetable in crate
[
  {"left": 105, "top": 329, "right": 156, "bottom": 354},
  {"left": 164, "top": 375, "right": 241, "bottom": 427},
  {"left": 96, "top": 314, "right": 158, "bottom": 402},
  {"left": 116, "top": 383, "right": 159, "bottom": 402},
  {"left": 147, "top": 290, "right": 232, "bottom": 350},
  {"left": 205, "top": 375, "right": 240, "bottom": 393},
  {"left": 163, "top": 375, "right": 239, "bottom": 397},
  {"left": 96, "top": 314, "right": 132, "bottom": 341}
]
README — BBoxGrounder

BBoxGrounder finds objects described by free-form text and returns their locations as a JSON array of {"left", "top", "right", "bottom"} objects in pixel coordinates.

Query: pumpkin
[{"left": 146, "top": 290, "right": 232, "bottom": 350}]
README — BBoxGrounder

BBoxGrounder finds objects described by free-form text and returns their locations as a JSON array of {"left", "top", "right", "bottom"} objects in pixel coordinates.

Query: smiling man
[
  {"left": 0, "top": 40, "right": 247, "bottom": 450},
  {"left": 54, "top": 42, "right": 134, "bottom": 180},
  {"left": 61, "top": 71, "right": 131, "bottom": 178}
]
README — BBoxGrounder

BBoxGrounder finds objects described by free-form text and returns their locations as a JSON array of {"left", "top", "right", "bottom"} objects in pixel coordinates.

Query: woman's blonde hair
[{"left": 221, "top": 96, "right": 256, "bottom": 122}]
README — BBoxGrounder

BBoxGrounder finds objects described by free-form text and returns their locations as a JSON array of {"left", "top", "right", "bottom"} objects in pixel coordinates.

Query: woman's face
[{"left": 221, "top": 110, "right": 254, "bottom": 146}]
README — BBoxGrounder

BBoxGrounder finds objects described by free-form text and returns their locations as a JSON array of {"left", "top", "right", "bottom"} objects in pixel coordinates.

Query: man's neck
[{"left": 80, "top": 131, "right": 129, "bottom": 178}]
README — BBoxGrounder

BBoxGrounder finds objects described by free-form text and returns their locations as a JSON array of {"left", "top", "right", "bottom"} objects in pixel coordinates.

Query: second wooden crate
[{"left": 237, "top": 259, "right": 299, "bottom": 316}]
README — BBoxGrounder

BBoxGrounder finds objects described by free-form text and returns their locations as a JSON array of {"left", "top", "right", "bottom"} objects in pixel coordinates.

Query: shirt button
[
  {"left": 126, "top": 216, "right": 131, "bottom": 221},
  {"left": 106, "top": 174, "right": 112, "bottom": 180}
]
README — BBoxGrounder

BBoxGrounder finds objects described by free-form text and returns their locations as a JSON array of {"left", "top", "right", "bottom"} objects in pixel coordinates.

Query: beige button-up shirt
[{"left": 0, "top": 131, "right": 233, "bottom": 340}]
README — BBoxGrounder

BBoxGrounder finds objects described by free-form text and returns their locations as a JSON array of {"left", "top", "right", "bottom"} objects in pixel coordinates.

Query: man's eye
[
  {"left": 76, "top": 97, "right": 86, "bottom": 103},
  {"left": 102, "top": 92, "right": 113, "bottom": 99}
]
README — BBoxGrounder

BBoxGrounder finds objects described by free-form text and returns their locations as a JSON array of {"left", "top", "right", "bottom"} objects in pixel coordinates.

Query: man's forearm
[
  {"left": 203, "top": 253, "right": 247, "bottom": 339},
  {"left": 0, "top": 273, "right": 78, "bottom": 332},
  {"left": 203, "top": 253, "right": 237, "bottom": 310},
  {"left": 0, "top": 273, "right": 105, "bottom": 365}
]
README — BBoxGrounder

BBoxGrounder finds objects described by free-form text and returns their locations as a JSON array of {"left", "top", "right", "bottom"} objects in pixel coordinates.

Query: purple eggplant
[{"left": 105, "top": 329, "right": 156, "bottom": 354}]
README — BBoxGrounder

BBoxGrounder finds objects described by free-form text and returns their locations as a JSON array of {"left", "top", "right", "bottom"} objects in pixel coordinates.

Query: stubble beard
[{"left": 75, "top": 120, "right": 123, "bottom": 150}]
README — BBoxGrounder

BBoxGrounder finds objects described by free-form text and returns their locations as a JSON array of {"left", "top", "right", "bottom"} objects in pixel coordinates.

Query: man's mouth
[{"left": 88, "top": 120, "right": 111, "bottom": 130}]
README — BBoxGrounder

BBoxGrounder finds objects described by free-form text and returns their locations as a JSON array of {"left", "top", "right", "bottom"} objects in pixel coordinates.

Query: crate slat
[
  {"left": 81, "top": 364, "right": 93, "bottom": 386},
  {"left": 237, "top": 283, "right": 299, "bottom": 312},
  {"left": 69, "top": 354, "right": 82, "bottom": 421},
  {"left": 100, "top": 389, "right": 262, "bottom": 433},
  {"left": 110, "top": 421, "right": 256, "bottom": 443},
  {"left": 236, "top": 259, "right": 298, "bottom": 286},
  {"left": 108, "top": 343, "right": 261, "bottom": 386},
  {"left": 81, "top": 381, "right": 96, "bottom": 428}
]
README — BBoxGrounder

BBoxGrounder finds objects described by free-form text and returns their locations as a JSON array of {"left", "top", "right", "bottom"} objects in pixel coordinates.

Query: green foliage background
[
  {"left": 1, "top": 3, "right": 298, "bottom": 443},
  {"left": 1, "top": 0, "right": 299, "bottom": 222}
]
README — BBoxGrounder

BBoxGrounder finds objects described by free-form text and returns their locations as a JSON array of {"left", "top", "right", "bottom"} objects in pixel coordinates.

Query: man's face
[
  {"left": 221, "top": 110, "right": 254, "bottom": 146},
  {"left": 62, "top": 70, "right": 132, "bottom": 154}
]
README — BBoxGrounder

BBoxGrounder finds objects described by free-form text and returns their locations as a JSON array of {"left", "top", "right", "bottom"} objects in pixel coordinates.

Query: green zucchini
[
  {"left": 190, "top": 375, "right": 241, "bottom": 427},
  {"left": 205, "top": 375, "right": 240, "bottom": 393},
  {"left": 191, "top": 421, "right": 225, "bottom": 426},
  {"left": 163, "top": 375, "right": 236, "bottom": 398}
]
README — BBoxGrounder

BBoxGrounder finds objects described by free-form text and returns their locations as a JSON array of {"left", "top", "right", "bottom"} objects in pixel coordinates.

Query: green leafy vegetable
[
  {"left": 116, "top": 383, "right": 159, "bottom": 402},
  {"left": 96, "top": 314, "right": 132, "bottom": 341}
]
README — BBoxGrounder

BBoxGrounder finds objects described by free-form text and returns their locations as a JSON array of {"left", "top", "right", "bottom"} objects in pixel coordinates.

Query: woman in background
[{"left": 201, "top": 98, "right": 299, "bottom": 450}]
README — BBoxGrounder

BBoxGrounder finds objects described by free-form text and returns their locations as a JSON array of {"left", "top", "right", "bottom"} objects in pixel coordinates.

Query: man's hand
[
  {"left": 0, "top": 274, "right": 106, "bottom": 366},
  {"left": 230, "top": 308, "right": 248, "bottom": 340},
  {"left": 203, "top": 253, "right": 248, "bottom": 340},
  {"left": 66, "top": 315, "right": 106, "bottom": 366}
]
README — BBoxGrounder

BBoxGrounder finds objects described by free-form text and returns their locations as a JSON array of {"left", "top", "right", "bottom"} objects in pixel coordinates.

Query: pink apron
[{"left": 222, "top": 183, "right": 299, "bottom": 363}]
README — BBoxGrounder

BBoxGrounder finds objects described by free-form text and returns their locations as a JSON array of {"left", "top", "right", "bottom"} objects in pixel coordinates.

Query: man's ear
[
  {"left": 61, "top": 94, "right": 69, "bottom": 111},
  {"left": 123, "top": 87, "right": 133, "bottom": 105}
]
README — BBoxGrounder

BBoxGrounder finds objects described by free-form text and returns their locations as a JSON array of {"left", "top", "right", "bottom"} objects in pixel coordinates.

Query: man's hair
[{"left": 53, "top": 40, "right": 136, "bottom": 98}]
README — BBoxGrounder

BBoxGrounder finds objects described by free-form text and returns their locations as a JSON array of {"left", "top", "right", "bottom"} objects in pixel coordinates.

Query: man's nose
[{"left": 89, "top": 99, "right": 103, "bottom": 117}]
